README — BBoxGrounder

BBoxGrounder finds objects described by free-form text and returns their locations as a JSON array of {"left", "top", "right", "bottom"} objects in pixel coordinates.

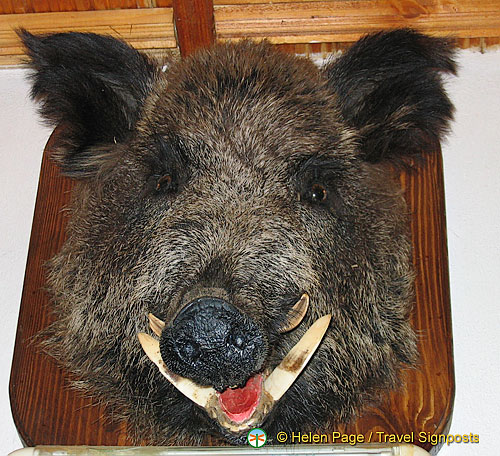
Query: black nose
[{"left": 159, "top": 297, "right": 267, "bottom": 391}]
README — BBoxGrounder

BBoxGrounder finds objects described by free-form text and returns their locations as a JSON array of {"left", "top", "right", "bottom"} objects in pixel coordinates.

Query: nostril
[
  {"left": 234, "top": 335, "right": 244, "bottom": 349},
  {"left": 228, "top": 332, "right": 245, "bottom": 349},
  {"left": 178, "top": 340, "right": 200, "bottom": 362}
]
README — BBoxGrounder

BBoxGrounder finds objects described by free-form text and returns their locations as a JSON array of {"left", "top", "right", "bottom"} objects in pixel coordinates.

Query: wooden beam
[
  {"left": 215, "top": 0, "right": 500, "bottom": 44},
  {"left": 173, "top": 0, "right": 215, "bottom": 57},
  {"left": 0, "top": 8, "right": 176, "bottom": 66}
]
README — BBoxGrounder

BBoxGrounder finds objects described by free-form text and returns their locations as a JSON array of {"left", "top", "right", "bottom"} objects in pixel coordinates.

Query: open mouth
[
  {"left": 138, "top": 295, "right": 331, "bottom": 435},
  {"left": 218, "top": 373, "right": 263, "bottom": 424}
]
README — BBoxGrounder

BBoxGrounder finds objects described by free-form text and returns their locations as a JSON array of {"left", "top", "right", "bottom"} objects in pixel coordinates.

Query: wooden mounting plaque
[{"left": 10, "top": 116, "right": 454, "bottom": 454}]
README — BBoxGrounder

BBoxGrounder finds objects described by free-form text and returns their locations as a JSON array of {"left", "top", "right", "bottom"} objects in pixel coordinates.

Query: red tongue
[{"left": 218, "top": 374, "right": 263, "bottom": 423}]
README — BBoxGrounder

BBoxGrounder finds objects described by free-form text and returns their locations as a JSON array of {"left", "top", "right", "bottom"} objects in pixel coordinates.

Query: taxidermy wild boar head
[{"left": 20, "top": 28, "right": 455, "bottom": 443}]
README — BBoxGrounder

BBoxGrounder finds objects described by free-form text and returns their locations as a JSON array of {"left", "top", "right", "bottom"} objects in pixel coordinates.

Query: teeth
[
  {"left": 138, "top": 332, "right": 215, "bottom": 408},
  {"left": 278, "top": 293, "right": 310, "bottom": 333},
  {"left": 264, "top": 314, "right": 331, "bottom": 402},
  {"left": 148, "top": 313, "right": 165, "bottom": 337}
]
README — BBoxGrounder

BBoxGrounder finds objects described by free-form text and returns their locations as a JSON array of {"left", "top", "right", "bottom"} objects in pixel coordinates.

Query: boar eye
[
  {"left": 146, "top": 172, "right": 178, "bottom": 196},
  {"left": 298, "top": 178, "right": 343, "bottom": 213},
  {"left": 156, "top": 174, "right": 173, "bottom": 191},
  {"left": 310, "top": 183, "right": 327, "bottom": 203},
  {"left": 301, "top": 182, "right": 328, "bottom": 205}
]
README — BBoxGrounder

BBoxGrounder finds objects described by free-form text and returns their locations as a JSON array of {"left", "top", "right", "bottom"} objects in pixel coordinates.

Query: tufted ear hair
[
  {"left": 19, "top": 30, "right": 160, "bottom": 177},
  {"left": 324, "top": 29, "right": 457, "bottom": 164}
]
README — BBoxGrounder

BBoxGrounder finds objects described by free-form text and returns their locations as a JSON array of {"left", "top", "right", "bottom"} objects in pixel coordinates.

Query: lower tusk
[
  {"left": 148, "top": 313, "right": 165, "bottom": 337},
  {"left": 278, "top": 293, "right": 310, "bottom": 333},
  {"left": 138, "top": 332, "right": 215, "bottom": 408},
  {"left": 264, "top": 314, "right": 331, "bottom": 402}
]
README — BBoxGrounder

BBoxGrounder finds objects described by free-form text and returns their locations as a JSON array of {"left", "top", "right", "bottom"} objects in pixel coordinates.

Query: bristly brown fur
[{"left": 20, "top": 29, "right": 455, "bottom": 444}]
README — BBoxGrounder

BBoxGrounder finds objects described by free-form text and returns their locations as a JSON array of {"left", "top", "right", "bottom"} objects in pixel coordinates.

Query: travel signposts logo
[{"left": 247, "top": 428, "right": 267, "bottom": 448}]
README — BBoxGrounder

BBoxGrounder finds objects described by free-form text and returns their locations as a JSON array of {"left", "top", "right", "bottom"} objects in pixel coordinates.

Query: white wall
[
  {"left": 1, "top": 48, "right": 499, "bottom": 455},
  {"left": 0, "top": 68, "right": 51, "bottom": 452}
]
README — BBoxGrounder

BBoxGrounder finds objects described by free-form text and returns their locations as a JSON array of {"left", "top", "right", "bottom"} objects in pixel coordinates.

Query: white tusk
[
  {"left": 264, "top": 314, "right": 331, "bottom": 402},
  {"left": 148, "top": 313, "right": 165, "bottom": 337},
  {"left": 278, "top": 293, "right": 310, "bottom": 333},
  {"left": 138, "top": 332, "right": 215, "bottom": 408}
]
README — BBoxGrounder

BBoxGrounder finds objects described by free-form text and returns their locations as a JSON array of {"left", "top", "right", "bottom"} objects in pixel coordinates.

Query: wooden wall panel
[
  {"left": 1, "top": 0, "right": 499, "bottom": 67},
  {"left": 0, "top": 7, "right": 176, "bottom": 65},
  {"left": 0, "top": 0, "right": 172, "bottom": 14},
  {"left": 214, "top": 0, "right": 500, "bottom": 46},
  {"left": 214, "top": 0, "right": 334, "bottom": 3}
]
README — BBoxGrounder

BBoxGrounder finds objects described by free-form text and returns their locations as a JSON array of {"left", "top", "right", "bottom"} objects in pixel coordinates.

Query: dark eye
[
  {"left": 310, "top": 183, "right": 327, "bottom": 203},
  {"left": 143, "top": 172, "right": 178, "bottom": 197},
  {"left": 156, "top": 174, "right": 173, "bottom": 191},
  {"left": 297, "top": 159, "right": 344, "bottom": 213}
]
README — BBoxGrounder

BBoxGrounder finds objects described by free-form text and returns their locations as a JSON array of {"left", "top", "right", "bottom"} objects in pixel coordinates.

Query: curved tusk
[
  {"left": 264, "top": 314, "right": 331, "bottom": 402},
  {"left": 148, "top": 313, "right": 165, "bottom": 337},
  {"left": 138, "top": 332, "right": 215, "bottom": 408},
  {"left": 278, "top": 293, "right": 310, "bottom": 333}
]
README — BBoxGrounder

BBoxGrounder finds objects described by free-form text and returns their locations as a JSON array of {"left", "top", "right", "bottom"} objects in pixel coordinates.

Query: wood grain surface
[
  {"left": 0, "top": 8, "right": 176, "bottom": 66},
  {"left": 214, "top": 0, "right": 500, "bottom": 44},
  {"left": 0, "top": 1, "right": 173, "bottom": 14},
  {"left": 1, "top": 1, "right": 500, "bottom": 66},
  {"left": 173, "top": 0, "right": 215, "bottom": 57},
  {"left": 10, "top": 130, "right": 454, "bottom": 454}
]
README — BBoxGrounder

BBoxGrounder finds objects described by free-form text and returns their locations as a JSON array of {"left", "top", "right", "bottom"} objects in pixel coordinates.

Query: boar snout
[{"left": 159, "top": 297, "right": 268, "bottom": 391}]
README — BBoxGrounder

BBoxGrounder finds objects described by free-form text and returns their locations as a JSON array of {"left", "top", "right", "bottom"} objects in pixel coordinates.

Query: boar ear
[
  {"left": 19, "top": 29, "right": 159, "bottom": 177},
  {"left": 324, "top": 29, "right": 456, "bottom": 164}
]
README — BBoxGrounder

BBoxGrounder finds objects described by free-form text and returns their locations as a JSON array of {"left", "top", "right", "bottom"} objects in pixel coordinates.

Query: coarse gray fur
[{"left": 20, "top": 28, "right": 456, "bottom": 444}]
